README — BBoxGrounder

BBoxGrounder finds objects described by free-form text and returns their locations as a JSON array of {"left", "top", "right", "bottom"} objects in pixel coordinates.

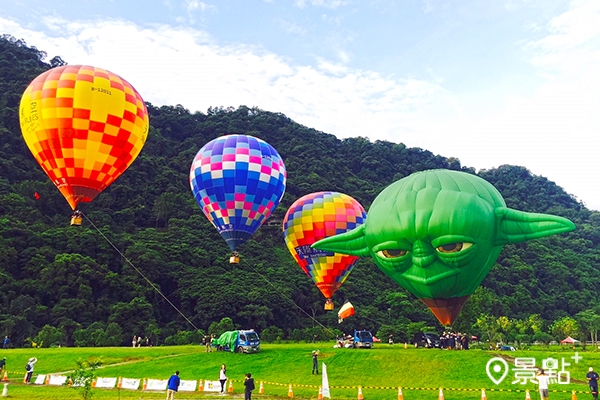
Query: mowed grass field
[{"left": 1, "top": 343, "right": 597, "bottom": 399}]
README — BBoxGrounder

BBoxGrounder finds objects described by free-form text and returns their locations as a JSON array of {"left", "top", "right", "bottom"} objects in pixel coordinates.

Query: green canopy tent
[{"left": 213, "top": 331, "right": 239, "bottom": 352}]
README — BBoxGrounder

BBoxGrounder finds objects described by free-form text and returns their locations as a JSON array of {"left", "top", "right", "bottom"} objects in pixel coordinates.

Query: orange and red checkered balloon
[
  {"left": 282, "top": 192, "right": 366, "bottom": 299},
  {"left": 19, "top": 65, "right": 149, "bottom": 210}
]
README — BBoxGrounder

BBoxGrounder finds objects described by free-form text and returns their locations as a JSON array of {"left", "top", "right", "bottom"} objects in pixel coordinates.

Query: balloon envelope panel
[
  {"left": 190, "top": 134, "right": 287, "bottom": 251},
  {"left": 283, "top": 191, "right": 366, "bottom": 299},
  {"left": 19, "top": 65, "right": 149, "bottom": 210}
]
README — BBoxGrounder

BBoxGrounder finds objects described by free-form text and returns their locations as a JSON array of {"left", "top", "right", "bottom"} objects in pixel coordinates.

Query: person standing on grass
[
  {"left": 25, "top": 357, "right": 37, "bottom": 384},
  {"left": 219, "top": 364, "right": 227, "bottom": 393},
  {"left": 166, "top": 370, "right": 180, "bottom": 400},
  {"left": 536, "top": 369, "right": 550, "bottom": 400},
  {"left": 312, "top": 350, "right": 320, "bottom": 374},
  {"left": 587, "top": 367, "right": 599, "bottom": 400},
  {"left": 205, "top": 334, "right": 212, "bottom": 352},
  {"left": 244, "top": 373, "right": 255, "bottom": 400}
]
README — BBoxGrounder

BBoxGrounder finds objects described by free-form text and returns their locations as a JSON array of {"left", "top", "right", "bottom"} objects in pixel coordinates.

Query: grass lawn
[{"left": 1, "top": 343, "right": 597, "bottom": 399}]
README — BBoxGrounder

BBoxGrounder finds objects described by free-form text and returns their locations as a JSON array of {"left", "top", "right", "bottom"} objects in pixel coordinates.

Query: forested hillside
[{"left": 1, "top": 34, "right": 599, "bottom": 348}]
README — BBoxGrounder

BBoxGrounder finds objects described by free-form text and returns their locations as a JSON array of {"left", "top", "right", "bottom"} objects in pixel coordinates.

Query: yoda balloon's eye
[
  {"left": 377, "top": 249, "right": 408, "bottom": 259},
  {"left": 436, "top": 242, "right": 472, "bottom": 253}
]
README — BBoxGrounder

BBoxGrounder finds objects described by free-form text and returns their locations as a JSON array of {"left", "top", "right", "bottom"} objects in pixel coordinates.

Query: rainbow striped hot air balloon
[
  {"left": 282, "top": 192, "right": 366, "bottom": 309},
  {"left": 19, "top": 65, "right": 149, "bottom": 224},
  {"left": 190, "top": 134, "right": 286, "bottom": 262}
]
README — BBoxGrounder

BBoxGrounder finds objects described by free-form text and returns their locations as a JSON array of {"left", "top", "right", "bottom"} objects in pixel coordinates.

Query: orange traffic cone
[
  {"left": 117, "top": 377, "right": 122, "bottom": 388},
  {"left": 228, "top": 380, "right": 234, "bottom": 393},
  {"left": 2, "top": 371, "right": 7, "bottom": 382},
  {"left": 398, "top": 387, "right": 404, "bottom": 400},
  {"left": 572, "top": 390, "right": 577, "bottom": 400},
  {"left": 481, "top": 388, "right": 487, "bottom": 400},
  {"left": 45, "top": 375, "right": 50, "bottom": 385},
  {"left": 91, "top": 378, "right": 96, "bottom": 388},
  {"left": 259, "top": 381, "right": 264, "bottom": 394},
  {"left": 22, "top": 373, "right": 27, "bottom": 384},
  {"left": 142, "top": 378, "right": 147, "bottom": 390},
  {"left": 525, "top": 389, "right": 531, "bottom": 400},
  {"left": 288, "top": 383, "right": 294, "bottom": 398},
  {"left": 358, "top": 386, "right": 365, "bottom": 400},
  {"left": 198, "top": 379, "right": 204, "bottom": 391},
  {"left": 318, "top": 386, "right": 323, "bottom": 400},
  {"left": 438, "top": 387, "right": 444, "bottom": 400},
  {"left": 68, "top": 376, "right": 73, "bottom": 386}
]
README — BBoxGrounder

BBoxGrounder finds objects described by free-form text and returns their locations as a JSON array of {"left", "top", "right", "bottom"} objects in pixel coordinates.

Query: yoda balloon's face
[
  {"left": 313, "top": 169, "right": 575, "bottom": 302},
  {"left": 365, "top": 186, "right": 502, "bottom": 299}
]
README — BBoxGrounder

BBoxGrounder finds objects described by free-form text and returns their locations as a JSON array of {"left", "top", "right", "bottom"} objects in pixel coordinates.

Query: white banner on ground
[
  {"left": 72, "top": 377, "right": 86, "bottom": 387},
  {"left": 34, "top": 374, "right": 46, "bottom": 385},
  {"left": 146, "top": 379, "right": 168, "bottom": 391},
  {"left": 95, "top": 377, "right": 117, "bottom": 388},
  {"left": 48, "top": 375, "right": 68, "bottom": 386},
  {"left": 179, "top": 379, "right": 197, "bottom": 391},
  {"left": 204, "top": 380, "right": 223, "bottom": 392},
  {"left": 120, "top": 378, "right": 140, "bottom": 390},
  {"left": 322, "top": 363, "right": 331, "bottom": 398}
]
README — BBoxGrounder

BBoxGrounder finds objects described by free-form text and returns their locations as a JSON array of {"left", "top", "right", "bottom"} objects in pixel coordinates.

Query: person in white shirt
[
  {"left": 536, "top": 369, "right": 550, "bottom": 400},
  {"left": 219, "top": 364, "right": 227, "bottom": 393},
  {"left": 25, "top": 357, "right": 37, "bottom": 384}
]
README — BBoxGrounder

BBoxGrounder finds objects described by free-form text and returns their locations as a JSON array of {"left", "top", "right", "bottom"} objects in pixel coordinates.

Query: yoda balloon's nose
[{"left": 412, "top": 241, "right": 436, "bottom": 268}]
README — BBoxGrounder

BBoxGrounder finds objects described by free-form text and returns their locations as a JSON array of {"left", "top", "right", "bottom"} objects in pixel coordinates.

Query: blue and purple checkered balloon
[{"left": 190, "top": 134, "right": 287, "bottom": 251}]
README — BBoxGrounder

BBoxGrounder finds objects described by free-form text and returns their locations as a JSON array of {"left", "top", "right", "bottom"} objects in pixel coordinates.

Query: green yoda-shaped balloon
[{"left": 312, "top": 169, "right": 575, "bottom": 325}]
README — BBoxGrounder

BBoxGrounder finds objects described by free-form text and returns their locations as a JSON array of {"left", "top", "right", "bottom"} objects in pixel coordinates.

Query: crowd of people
[
  {"left": 333, "top": 334, "right": 355, "bottom": 348},
  {"left": 439, "top": 331, "right": 470, "bottom": 350},
  {"left": 203, "top": 334, "right": 216, "bottom": 352},
  {"left": 131, "top": 335, "right": 152, "bottom": 347}
]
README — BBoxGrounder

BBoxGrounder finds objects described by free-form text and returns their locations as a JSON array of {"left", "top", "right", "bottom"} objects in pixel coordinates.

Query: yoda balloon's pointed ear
[
  {"left": 495, "top": 207, "right": 575, "bottom": 245},
  {"left": 311, "top": 225, "right": 370, "bottom": 256}
]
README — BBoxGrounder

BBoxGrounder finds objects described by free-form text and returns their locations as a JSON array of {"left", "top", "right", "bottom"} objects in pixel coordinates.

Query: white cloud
[
  {"left": 2, "top": 0, "right": 600, "bottom": 210},
  {"left": 423, "top": 0, "right": 436, "bottom": 13},
  {"left": 294, "top": 0, "right": 348, "bottom": 9},
  {"left": 277, "top": 19, "right": 307, "bottom": 35},
  {"left": 185, "top": 1, "right": 210, "bottom": 12},
  {"left": 0, "top": 15, "right": 453, "bottom": 138},
  {"left": 453, "top": 0, "right": 600, "bottom": 208},
  {"left": 527, "top": 0, "right": 600, "bottom": 73}
]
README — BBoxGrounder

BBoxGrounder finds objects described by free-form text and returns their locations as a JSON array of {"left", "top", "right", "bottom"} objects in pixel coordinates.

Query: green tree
[
  {"left": 209, "top": 317, "right": 235, "bottom": 336},
  {"left": 71, "top": 358, "right": 102, "bottom": 400},
  {"left": 34, "top": 324, "right": 64, "bottom": 347},
  {"left": 259, "top": 326, "right": 284, "bottom": 342},
  {"left": 475, "top": 314, "right": 500, "bottom": 343},
  {"left": 549, "top": 316, "right": 580, "bottom": 341},
  {"left": 575, "top": 309, "right": 600, "bottom": 345}
]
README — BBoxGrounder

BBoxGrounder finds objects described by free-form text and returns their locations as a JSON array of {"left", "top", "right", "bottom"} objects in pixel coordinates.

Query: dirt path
[{"left": 52, "top": 351, "right": 190, "bottom": 375}]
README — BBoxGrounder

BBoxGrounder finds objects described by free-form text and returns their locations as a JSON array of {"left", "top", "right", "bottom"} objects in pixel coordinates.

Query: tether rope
[
  {"left": 82, "top": 212, "right": 199, "bottom": 331},
  {"left": 241, "top": 257, "right": 338, "bottom": 336}
]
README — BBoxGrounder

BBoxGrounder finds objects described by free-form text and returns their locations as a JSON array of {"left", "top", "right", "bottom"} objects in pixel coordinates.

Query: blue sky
[{"left": 1, "top": 0, "right": 599, "bottom": 209}]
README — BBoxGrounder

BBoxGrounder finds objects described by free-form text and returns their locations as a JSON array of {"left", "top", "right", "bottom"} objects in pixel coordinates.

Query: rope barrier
[
  {"left": 13, "top": 374, "right": 591, "bottom": 396},
  {"left": 232, "top": 379, "right": 589, "bottom": 394}
]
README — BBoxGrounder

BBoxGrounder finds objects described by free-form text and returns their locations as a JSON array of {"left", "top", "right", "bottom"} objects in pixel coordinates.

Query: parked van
[
  {"left": 353, "top": 330, "right": 374, "bottom": 348},
  {"left": 412, "top": 332, "right": 441, "bottom": 348}
]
